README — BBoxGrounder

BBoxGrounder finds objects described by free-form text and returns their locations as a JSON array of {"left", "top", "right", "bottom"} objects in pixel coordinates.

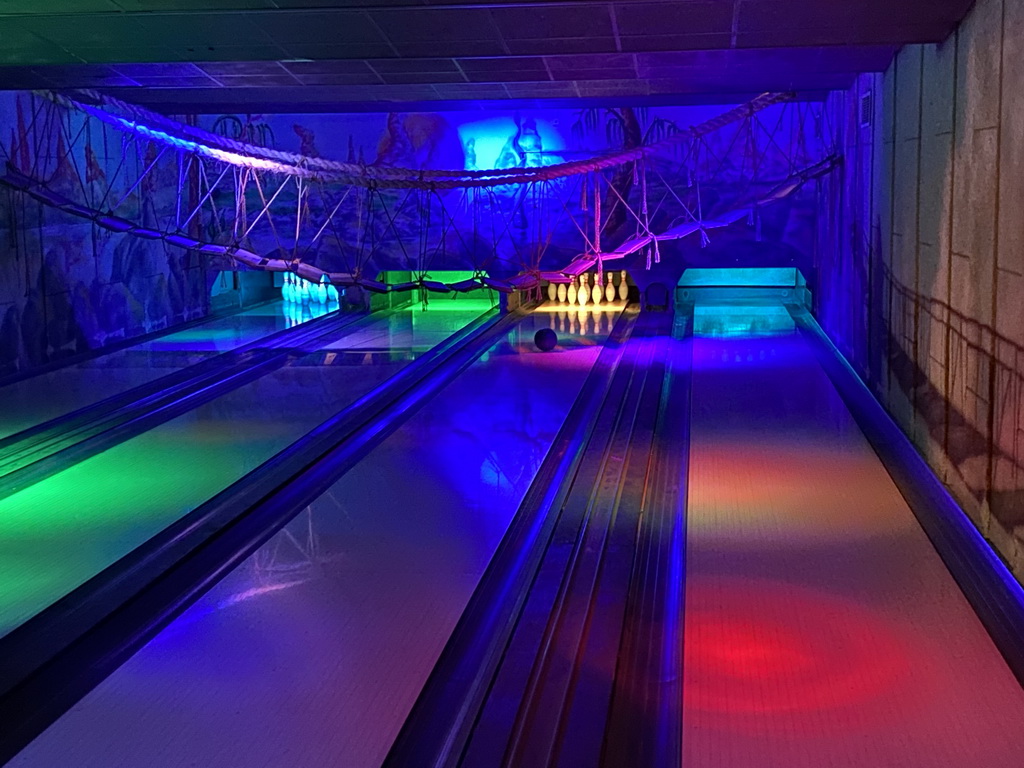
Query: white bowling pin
[
  {"left": 604, "top": 272, "right": 615, "bottom": 303},
  {"left": 547, "top": 281, "right": 558, "bottom": 303},
  {"left": 327, "top": 281, "right": 340, "bottom": 304},
  {"left": 557, "top": 281, "right": 567, "bottom": 303},
  {"left": 592, "top": 272, "right": 603, "bottom": 305},
  {"left": 578, "top": 274, "right": 589, "bottom": 307},
  {"left": 618, "top": 270, "right": 629, "bottom": 302},
  {"left": 317, "top": 275, "right": 329, "bottom": 304},
  {"left": 300, "top": 278, "right": 310, "bottom": 303},
  {"left": 567, "top": 277, "right": 578, "bottom": 305}
]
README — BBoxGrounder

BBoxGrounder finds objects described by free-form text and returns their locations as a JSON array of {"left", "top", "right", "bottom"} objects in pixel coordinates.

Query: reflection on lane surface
[
  {"left": 10, "top": 309, "right": 622, "bottom": 768},
  {"left": 683, "top": 305, "right": 1024, "bottom": 768},
  {"left": 0, "top": 302, "right": 308, "bottom": 440},
  {"left": 0, "top": 304, "right": 490, "bottom": 639}
]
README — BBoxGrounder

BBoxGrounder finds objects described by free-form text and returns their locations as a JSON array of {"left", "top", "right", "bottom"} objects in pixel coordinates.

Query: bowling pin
[
  {"left": 604, "top": 272, "right": 615, "bottom": 303},
  {"left": 618, "top": 270, "right": 629, "bottom": 302},
  {"left": 317, "top": 275, "right": 329, "bottom": 304},
  {"left": 567, "top": 277, "right": 578, "bottom": 306},
  {"left": 547, "top": 281, "right": 557, "bottom": 303},
  {"left": 592, "top": 272, "right": 603, "bottom": 306},
  {"left": 578, "top": 274, "right": 589, "bottom": 307},
  {"left": 557, "top": 281, "right": 567, "bottom": 304},
  {"left": 300, "top": 278, "right": 310, "bottom": 303},
  {"left": 283, "top": 272, "right": 292, "bottom": 302}
]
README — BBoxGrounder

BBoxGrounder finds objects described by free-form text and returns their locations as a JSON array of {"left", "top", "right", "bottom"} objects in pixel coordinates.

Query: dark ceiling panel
[
  {"left": 196, "top": 60, "right": 291, "bottom": 77},
  {"left": 490, "top": 4, "right": 615, "bottom": 41},
  {"left": 279, "top": 59, "right": 377, "bottom": 76},
  {"left": 0, "top": 0, "right": 972, "bottom": 110},
  {"left": 370, "top": 8, "right": 499, "bottom": 43},
  {"left": 613, "top": 2, "right": 734, "bottom": 37}
]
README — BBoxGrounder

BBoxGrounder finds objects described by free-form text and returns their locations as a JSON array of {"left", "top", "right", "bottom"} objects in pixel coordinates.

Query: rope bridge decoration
[{"left": 1, "top": 89, "right": 838, "bottom": 298}]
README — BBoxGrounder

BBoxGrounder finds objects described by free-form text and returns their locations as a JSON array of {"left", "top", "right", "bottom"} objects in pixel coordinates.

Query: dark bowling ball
[{"left": 534, "top": 327, "right": 558, "bottom": 352}]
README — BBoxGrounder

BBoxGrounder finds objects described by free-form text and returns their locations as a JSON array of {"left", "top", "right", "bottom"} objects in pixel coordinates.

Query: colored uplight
[
  {"left": 457, "top": 116, "right": 565, "bottom": 171},
  {"left": 684, "top": 577, "right": 918, "bottom": 731}
]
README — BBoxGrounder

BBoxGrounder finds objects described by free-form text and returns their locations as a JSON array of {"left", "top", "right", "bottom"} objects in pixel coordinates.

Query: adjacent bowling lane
[
  {"left": 9, "top": 307, "right": 622, "bottom": 768},
  {"left": 0, "top": 301, "right": 309, "bottom": 440},
  {"left": 682, "top": 305, "right": 1024, "bottom": 768},
  {"left": 0, "top": 302, "right": 493, "bottom": 640}
]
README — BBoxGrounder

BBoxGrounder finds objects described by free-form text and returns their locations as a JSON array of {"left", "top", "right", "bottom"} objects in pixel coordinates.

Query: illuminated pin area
[
  {"left": 540, "top": 269, "right": 629, "bottom": 337},
  {"left": 279, "top": 271, "right": 341, "bottom": 327}
]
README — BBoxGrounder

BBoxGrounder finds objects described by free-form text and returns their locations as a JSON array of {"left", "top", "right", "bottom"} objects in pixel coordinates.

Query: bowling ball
[{"left": 534, "top": 328, "right": 558, "bottom": 352}]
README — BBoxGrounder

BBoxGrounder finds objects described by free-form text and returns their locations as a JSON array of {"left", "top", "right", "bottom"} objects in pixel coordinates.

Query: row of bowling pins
[
  {"left": 552, "top": 309, "right": 614, "bottom": 337},
  {"left": 282, "top": 271, "right": 340, "bottom": 305},
  {"left": 282, "top": 298, "right": 333, "bottom": 328},
  {"left": 547, "top": 270, "right": 628, "bottom": 307}
]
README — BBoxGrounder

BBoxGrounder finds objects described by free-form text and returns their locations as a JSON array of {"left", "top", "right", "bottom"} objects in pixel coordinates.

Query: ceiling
[{"left": 0, "top": 1, "right": 974, "bottom": 112}]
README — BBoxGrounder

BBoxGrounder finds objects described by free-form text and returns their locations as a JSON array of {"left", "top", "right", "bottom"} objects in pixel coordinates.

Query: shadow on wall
[{"left": 883, "top": 266, "right": 1024, "bottom": 535}]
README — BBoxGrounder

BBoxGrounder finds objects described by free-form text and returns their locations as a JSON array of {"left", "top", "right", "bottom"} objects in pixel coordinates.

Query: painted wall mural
[
  {"left": 0, "top": 91, "right": 209, "bottom": 378},
  {"left": 195, "top": 102, "right": 826, "bottom": 292},
  {"left": 2, "top": 90, "right": 827, "bottom": 378}
]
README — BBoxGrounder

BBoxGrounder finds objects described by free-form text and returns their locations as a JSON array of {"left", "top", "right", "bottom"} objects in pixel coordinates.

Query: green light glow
[{"left": 0, "top": 304, "right": 489, "bottom": 639}]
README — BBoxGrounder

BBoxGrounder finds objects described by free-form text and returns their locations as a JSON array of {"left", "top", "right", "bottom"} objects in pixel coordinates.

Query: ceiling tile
[
  {"left": 491, "top": 5, "right": 614, "bottom": 40},
  {"left": 376, "top": 70, "right": 467, "bottom": 85},
  {"left": 370, "top": 8, "right": 499, "bottom": 43},
  {"left": 619, "top": 33, "right": 732, "bottom": 52},
  {"left": 196, "top": 60, "right": 289, "bottom": 76},
  {"left": 249, "top": 10, "right": 385, "bottom": 44},
  {"left": 613, "top": 2, "right": 733, "bottom": 37},
  {"left": 368, "top": 58, "right": 460, "bottom": 74},
  {"left": 505, "top": 38, "right": 616, "bottom": 56},
  {"left": 279, "top": 59, "right": 376, "bottom": 75},
  {"left": 209, "top": 73, "right": 301, "bottom": 87},
  {"left": 292, "top": 72, "right": 382, "bottom": 86},
  {"left": 277, "top": 41, "right": 397, "bottom": 59},
  {"left": 112, "top": 62, "right": 207, "bottom": 78}
]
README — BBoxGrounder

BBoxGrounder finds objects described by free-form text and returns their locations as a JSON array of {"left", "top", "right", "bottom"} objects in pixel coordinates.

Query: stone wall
[{"left": 817, "top": 0, "right": 1024, "bottom": 578}]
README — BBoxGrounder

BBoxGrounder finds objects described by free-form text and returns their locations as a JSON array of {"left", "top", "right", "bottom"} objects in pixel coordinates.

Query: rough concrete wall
[{"left": 818, "top": 0, "right": 1024, "bottom": 579}]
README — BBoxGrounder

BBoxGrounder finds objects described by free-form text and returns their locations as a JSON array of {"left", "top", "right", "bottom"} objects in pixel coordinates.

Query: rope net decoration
[{"left": 0, "top": 89, "right": 838, "bottom": 296}]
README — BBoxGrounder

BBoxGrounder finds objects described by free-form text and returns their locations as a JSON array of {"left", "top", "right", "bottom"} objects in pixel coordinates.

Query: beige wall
[{"left": 819, "top": 0, "right": 1024, "bottom": 578}]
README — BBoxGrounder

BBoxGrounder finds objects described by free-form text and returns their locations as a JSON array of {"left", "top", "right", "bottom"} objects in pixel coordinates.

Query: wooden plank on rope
[
  {"left": 327, "top": 272, "right": 357, "bottom": 287},
  {"left": 538, "top": 271, "right": 571, "bottom": 284},
  {"left": 94, "top": 214, "right": 135, "bottom": 232},
  {"left": 481, "top": 277, "right": 514, "bottom": 293},
  {"left": 508, "top": 274, "right": 540, "bottom": 290},
  {"left": 562, "top": 257, "right": 597, "bottom": 277},
  {"left": 449, "top": 278, "right": 482, "bottom": 293},
  {"left": 421, "top": 280, "right": 451, "bottom": 293},
  {"left": 601, "top": 235, "right": 652, "bottom": 261},
  {"left": 655, "top": 222, "right": 701, "bottom": 242},
  {"left": 355, "top": 277, "right": 389, "bottom": 293}
]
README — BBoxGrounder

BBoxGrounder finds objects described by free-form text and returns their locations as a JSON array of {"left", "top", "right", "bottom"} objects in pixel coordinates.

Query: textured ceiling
[{"left": 0, "top": 1, "right": 974, "bottom": 111}]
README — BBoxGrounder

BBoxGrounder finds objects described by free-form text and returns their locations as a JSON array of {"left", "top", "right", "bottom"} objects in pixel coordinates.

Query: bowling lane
[
  {"left": 0, "top": 303, "right": 492, "bottom": 640},
  {"left": 0, "top": 301, "right": 305, "bottom": 440},
  {"left": 682, "top": 305, "right": 1024, "bottom": 768},
  {"left": 10, "top": 308, "right": 621, "bottom": 768}
]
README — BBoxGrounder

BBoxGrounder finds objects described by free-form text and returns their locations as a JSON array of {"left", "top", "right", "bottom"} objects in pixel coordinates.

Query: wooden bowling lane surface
[
  {"left": 683, "top": 331, "right": 1024, "bottom": 768},
  {"left": 0, "top": 301, "right": 296, "bottom": 441},
  {"left": 8, "top": 310, "right": 618, "bottom": 768}
]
